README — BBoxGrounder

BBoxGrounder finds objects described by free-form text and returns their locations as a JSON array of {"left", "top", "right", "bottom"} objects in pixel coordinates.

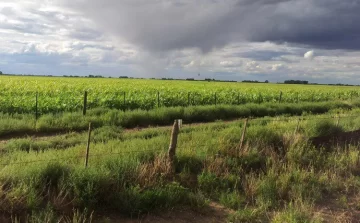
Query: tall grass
[{"left": 1, "top": 111, "right": 360, "bottom": 221}]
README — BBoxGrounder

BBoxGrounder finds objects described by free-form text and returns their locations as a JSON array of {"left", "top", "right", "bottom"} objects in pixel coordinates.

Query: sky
[{"left": 1, "top": 0, "right": 360, "bottom": 84}]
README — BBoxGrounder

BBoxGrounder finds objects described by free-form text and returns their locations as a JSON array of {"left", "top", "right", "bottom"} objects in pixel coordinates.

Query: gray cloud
[
  {"left": 235, "top": 50, "right": 293, "bottom": 61},
  {"left": 69, "top": 27, "right": 104, "bottom": 41},
  {"left": 70, "top": 42, "right": 114, "bottom": 51},
  {"left": 58, "top": 0, "right": 360, "bottom": 52},
  {"left": 0, "top": 20, "right": 50, "bottom": 35},
  {"left": 250, "top": 1, "right": 360, "bottom": 50}
]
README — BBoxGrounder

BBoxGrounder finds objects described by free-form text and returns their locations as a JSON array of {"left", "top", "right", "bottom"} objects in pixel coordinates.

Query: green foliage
[
  {"left": 219, "top": 191, "right": 245, "bottom": 209},
  {"left": 246, "top": 126, "right": 283, "bottom": 148},
  {"left": 115, "top": 182, "right": 205, "bottom": 215},
  {"left": 0, "top": 75, "right": 360, "bottom": 114},
  {"left": 92, "top": 126, "right": 123, "bottom": 143},
  {"left": 2, "top": 107, "right": 360, "bottom": 220},
  {"left": 310, "top": 119, "right": 344, "bottom": 137},
  {"left": 228, "top": 208, "right": 267, "bottom": 223},
  {"left": 197, "top": 172, "right": 240, "bottom": 196}
]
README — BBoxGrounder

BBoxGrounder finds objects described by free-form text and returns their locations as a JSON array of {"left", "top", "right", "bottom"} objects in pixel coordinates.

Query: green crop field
[
  {"left": 1, "top": 75, "right": 360, "bottom": 114},
  {"left": 2, "top": 75, "right": 360, "bottom": 222}
]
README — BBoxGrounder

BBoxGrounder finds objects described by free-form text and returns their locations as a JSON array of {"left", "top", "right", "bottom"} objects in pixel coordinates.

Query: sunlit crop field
[{"left": 0, "top": 75, "right": 359, "bottom": 114}]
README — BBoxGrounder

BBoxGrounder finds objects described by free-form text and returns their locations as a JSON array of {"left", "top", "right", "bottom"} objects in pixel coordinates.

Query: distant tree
[
  {"left": 265, "top": 80, "right": 269, "bottom": 83},
  {"left": 0, "top": 71, "right": 3, "bottom": 75},
  {"left": 119, "top": 76, "right": 128, "bottom": 78},
  {"left": 284, "top": 80, "right": 308, "bottom": 84}
]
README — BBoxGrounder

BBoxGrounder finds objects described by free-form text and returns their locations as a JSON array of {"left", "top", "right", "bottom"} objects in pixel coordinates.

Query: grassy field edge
[{"left": 0, "top": 100, "right": 357, "bottom": 138}]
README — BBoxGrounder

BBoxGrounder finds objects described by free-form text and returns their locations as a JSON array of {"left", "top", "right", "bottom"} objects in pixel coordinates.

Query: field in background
[{"left": 1, "top": 75, "right": 360, "bottom": 113}]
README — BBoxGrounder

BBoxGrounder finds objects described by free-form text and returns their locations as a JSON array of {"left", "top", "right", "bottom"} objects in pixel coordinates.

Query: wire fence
[{"left": 1, "top": 114, "right": 359, "bottom": 168}]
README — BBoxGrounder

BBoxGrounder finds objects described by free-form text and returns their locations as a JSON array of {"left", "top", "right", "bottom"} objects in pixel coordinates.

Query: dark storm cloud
[
  {"left": 55, "top": 0, "right": 360, "bottom": 52},
  {"left": 250, "top": 0, "right": 360, "bottom": 50}
]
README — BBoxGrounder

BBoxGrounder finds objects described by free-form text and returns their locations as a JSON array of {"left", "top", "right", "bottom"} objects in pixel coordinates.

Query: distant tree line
[
  {"left": 242, "top": 80, "right": 269, "bottom": 83},
  {"left": 284, "top": 80, "right": 309, "bottom": 84},
  {"left": 2, "top": 72, "right": 360, "bottom": 86}
]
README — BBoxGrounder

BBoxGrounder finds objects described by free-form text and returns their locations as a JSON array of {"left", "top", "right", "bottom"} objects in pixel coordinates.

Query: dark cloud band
[{"left": 58, "top": 0, "right": 360, "bottom": 52}]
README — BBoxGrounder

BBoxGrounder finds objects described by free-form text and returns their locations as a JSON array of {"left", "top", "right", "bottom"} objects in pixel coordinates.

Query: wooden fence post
[
  {"left": 188, "top": 92, "right": 190, "bottom": 106},
  {"left": 279, "top": 91, "right": 283, "bottom": 103},
  {"left": 35, "top": 92, "right": 38, "bottom": 120},
  {"left": 83, "top": 91, "right": 87, "bottom": 116},
  {"left": 123, "top": 92, "right": 126, "bottom": 111},
  {"left": 214, "top": 93, "right": 217, "bottom": 106},
  {"left": 239, "top": 118, "right": 249, "bottom": 155},
  {"left": 168, "top": 120, "right": 180, "bottom": 173},
  {"left": 85, "top": 122, "right": 92, "bottom": 168},
  {"left": 157, "top": 91, "right": 160, "bottom": 108}
]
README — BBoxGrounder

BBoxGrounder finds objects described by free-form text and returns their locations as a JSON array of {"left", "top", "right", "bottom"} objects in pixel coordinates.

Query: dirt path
[
  {"left": 315, "top": 194, "right": 360, "bottom": 223},
  {"left": 0, "top": 203, "right": 233, "bottom": 223},
  {"left": 0, "top": 118, "right": 244, "bottom": 144}
]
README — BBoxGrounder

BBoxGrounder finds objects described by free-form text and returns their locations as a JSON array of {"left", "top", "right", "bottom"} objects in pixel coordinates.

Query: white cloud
[
  {"left": 220, "top": 60, "right": 242, "bottom": 67},
  {"left": 271, "top": 63, "right": 285, "bottom": 71},
  {"left": 304, "top": 50, "right": 315, "bottom": 60},
  {"left": 245, "top": 61, "right": 261, "bottom": 71}
]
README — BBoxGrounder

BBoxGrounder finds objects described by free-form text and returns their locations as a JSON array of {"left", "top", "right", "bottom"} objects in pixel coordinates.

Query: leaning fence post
[
  {"left": 214, "top": 92, "right": 217, "bottom": 106},
  {"left": 168, "top": 120, "right": 180, "bottom": 173},
  {"left": 85, "top": 122, "right": 92, "bottom": 168},
  {"left": 157, "top": 91, "right": 160, "bottom": 108},
  {"left": 239, "top": 118, "right": 249, "bottom": 155},
  {"left": 35, "top": 92, "right": 39, "bottom": 120},
  {"left": 279, "top": 91, "right": 283, "bottom": 103},
  {"left": 188, "top": 92, "right": 190, "bottom": 106},
  {"left": 83, "top": 91, "right": 88, "bottom": 116},
  {"left": 123, "top": 92, "right": 126, "bottom": 111}
]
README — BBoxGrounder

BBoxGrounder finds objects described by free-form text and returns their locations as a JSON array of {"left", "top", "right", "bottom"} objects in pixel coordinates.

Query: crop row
[{"left": 0, "top": 76, "right": 360, "bottom": 114}]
